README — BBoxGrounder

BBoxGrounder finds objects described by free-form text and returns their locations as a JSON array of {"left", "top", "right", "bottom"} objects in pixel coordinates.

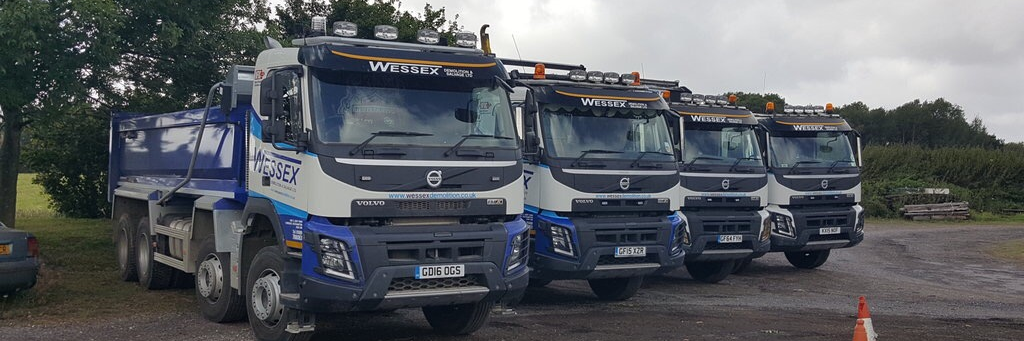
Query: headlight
[
  {"left": 550, "top": 224, "right": 575, "bottom": 257},
  {"left": 671, "top": 221, "right": 688, "bottom": 256},
  {"left": 760, "top": 216, "right": 772, "bottom": 242},
  {"left": 319, "top": 237, "right": 356, "bottom": 280},
  {"left": 855, "top": 211, "right": 866, "bottom": 234},
  {"left": 771, "top": 213, "right": 796, "bottom": 238},
  {"left": 507, "top": 230, "right": 530, "bottom": 273}
]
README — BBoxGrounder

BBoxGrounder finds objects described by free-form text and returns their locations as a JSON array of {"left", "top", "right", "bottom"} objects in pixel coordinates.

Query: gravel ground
[{"left": 3, "top": 223, "right": 1023, "bottom": 340}]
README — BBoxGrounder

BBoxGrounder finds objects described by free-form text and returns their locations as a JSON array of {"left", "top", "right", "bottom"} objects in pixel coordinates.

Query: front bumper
[
  {"left": 0, "top": 258, "right": 40, "bottom": 293},
  {"left": 282, "top": 218, "right": 530, "bottom": 313},
  {"left": 768, "top": 205, "right": 864, "bottom": 252},
  {"left": 679, "top": 210, "right": 771, "bottom": 262},
  {"left": 527, "top": 213, "right": 685, "bottom": 280}
]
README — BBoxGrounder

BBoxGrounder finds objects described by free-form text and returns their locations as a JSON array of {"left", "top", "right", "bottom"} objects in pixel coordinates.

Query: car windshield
[
  {"left": 683, "top": 125, "right": 762, "bottom": 167},
  {"left": 769, "top": 132, "right": 856, "bottom": 168},
  {"left": 540, "top": 104, "right": 674, "bottom": 160},
  {"left": 310, "top": 70, "right": 516, "bottom": 148}
]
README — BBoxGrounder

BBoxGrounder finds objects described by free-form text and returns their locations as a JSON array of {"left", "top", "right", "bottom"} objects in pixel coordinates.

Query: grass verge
[
  {"left": 988, "top": 240, "right": 1024, "bottom": 265},
  {"left": 1, "top": 175, "right": 194, "bottom": 324}
]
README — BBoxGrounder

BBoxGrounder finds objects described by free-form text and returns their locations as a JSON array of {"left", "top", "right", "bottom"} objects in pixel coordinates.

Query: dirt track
[{"left": 3, "top": 223, "right": 1024, "bottom": 340}]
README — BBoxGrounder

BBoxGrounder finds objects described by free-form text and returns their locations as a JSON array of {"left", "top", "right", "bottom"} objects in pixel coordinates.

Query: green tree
[
  {"left": 727, "top": 92, "right": 786, "bottom": 114},
  {"left": 23, "top": 113, "right": 111, "bottom": 218},
  {"left": 0, "top": 0, "right": 121, "bottom": 227}
]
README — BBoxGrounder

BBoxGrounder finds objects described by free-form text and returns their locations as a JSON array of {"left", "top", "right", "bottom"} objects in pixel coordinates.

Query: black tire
[
  {"left": 527, "top": 278, "right": 553, "bottom": 288},
  {"left": 686, "top": 260, "right": 736, "bottom": 284},
  {"left": 196, "top": 238, "right": 247, "bottom": 323},
  {"left": 246, "top": 246, "right": 314, "bottom": 341},
  {"left": 173, "top": 271, "right": 195, "bottom": 289},
  {"left": 422, "top": 300, "right": 495, "bottom": 335},
  {"left": 732, "top": 258, "right": 753, "bottom": 274},
  {"left": 115, "top": 212, "right": 138, "bottom": 282},
  {"left": 785, "top": 250, "right": 831, "bottom": 269},
  {"left": 587, "top": 276, "right": 643, "bottom": 301},
  {"left": 137, "top": 218, "right": 174, "bottom": 290}
]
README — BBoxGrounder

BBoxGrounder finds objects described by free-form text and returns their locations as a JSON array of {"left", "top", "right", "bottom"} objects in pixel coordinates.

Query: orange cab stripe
[
  {"left": 776, "top": 121, "right": 845, "bottom": 126},
  {"left": 554, "top": 90, "right": 661, "bottom": 102}
]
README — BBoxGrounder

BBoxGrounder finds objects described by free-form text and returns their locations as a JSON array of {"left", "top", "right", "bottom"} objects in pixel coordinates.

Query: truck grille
[
  {"left": 702, "top": 220, "right": 754, "bottom": 233},
  {"left": 384, "top": 239, "right": 485, "bottom": 263},
  {"left": 396, "top": 200, "right": 468, "bottom": 211},
  {"left": 805, "top": 214, "right": 849, "bottom": 228},
  {"left": 388, "top": 275, "right": 481, "bottom": 292},
  {"left": 597, "top": 254, "right": 658, "bottom": 265},
  {"left": 594, "top": 228, "right": 659, "bottom": 245}
]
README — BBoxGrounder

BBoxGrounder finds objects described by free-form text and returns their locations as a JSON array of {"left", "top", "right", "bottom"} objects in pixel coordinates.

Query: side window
[{"left": 278, "top": 71, "right": 303, "bottom": 143}]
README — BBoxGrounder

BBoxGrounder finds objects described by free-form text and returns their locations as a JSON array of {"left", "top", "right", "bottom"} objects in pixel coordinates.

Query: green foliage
[
  {"left": 861, "top": 145, "right": 1024, "bottom": 217},
  {"left": 275, "top": 0, "right": 461, "bottom": 44},
  {"left": 838, "top": 99, "right": 1001, "bottom": 148},
  {"left": 728, "top": 92, "right": 786, "bottom": 114},
  {"left": 23, "top": 114, "right": 111, "bottom": 218}
]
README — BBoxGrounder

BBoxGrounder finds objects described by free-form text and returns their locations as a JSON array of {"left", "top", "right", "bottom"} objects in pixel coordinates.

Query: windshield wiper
[
  {"left": 630, "top": 151, "right": 674, "bottom": 168},
  {"left": 444, "top": 134, "right": 514, "bottom": 157},
  {"left": 827, "top": 159, "right": 854, "bottom": 173},
  {"left": 729, "top": 157, "right": 762, "bottom": 173},
  {"left": 684, "top": 156, "right": 724, "bottom": 171},
  {"left": 572, "top": 149, "right": 623, "bottom": 167},
  {"left": 787, "top": 160, "right": 823, "bottom": 174},
  {"left": 349, "top": 131, "right": 434, "bottom": 156}
]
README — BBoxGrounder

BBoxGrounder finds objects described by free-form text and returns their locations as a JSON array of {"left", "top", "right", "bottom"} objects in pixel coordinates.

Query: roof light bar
[
  {"left": 586, "top": 71, "right": 604, "bottom": 82},
  {"left": 455, "top": 32, "right": 478, "bottom": 48},
  {"left": 568, "top": 69, "right": 587, "bottom": 81},
  {"left": 602, "top": 72, "right": 619, "bottom": 84},
  {"left": 374, "top": 25, "right": 399, "bottom": 40},
  {"left": 416, "top": 29, "right": 440, "bottom": 44},
  {"left": 620, "top": 72, "right": 638, "bottom": 85},
  {"left": 311, "top": 16, "right": 328, "bottom": 34},
  {"left": 332, "top": 21, "right": 357, "bottom": 37}
]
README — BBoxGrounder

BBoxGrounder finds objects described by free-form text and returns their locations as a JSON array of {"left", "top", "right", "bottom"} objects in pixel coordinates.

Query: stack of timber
[{"left": 901, "top": 202, "right": 970, "bottom": 220}]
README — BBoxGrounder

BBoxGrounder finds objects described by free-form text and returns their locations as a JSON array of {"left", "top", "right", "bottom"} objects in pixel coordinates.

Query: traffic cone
[
  {"left": 853, "top": 320, "right": 868, "bottom": 341},
  {"left": 857, "top": 296, "right": 879, "bottom": 341}
]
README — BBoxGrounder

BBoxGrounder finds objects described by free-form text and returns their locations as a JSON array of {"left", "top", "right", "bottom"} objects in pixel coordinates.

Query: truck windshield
[
  {"left": 310, "top": 70, "right": 517, "bottom": 149},
  {"left": 540, "top": 104, "right": 674, "bottom": 161},
  {"left": 769, "top": 132, "right": 856, "bottom": 168},
  {"left": 683, "top": 125, "right": 762, "bottom": 167}
]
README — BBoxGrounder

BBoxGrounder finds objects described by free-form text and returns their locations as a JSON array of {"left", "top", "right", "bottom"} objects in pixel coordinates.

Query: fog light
[
  {"left": 455, "top": 31, "right": 477, "bottom": 47},
  {"left": 416, "top": 29, "right": 440, "bottom": 44},
  {"left": 332, "top": 21, "right": 357, "bottom": 37},
  {"left": 374, "top": 25, "right": 399, "bottom": 40},
  {"left": 507, "top": 230, "right": 530, "bottom": 272},
  {"left": 586, "top": 71, "right": 604, "bottom": 83},
  {"left": 550, "top": 224, "right": 575, "bottom": 257},
  {"left": 319, "top": 238, "right": 356, "bottom": 280},
  {"left": 568, "top": 69, "right": 587, "bottom": 81},
  {"left": 771, "top": 213, "right": 796, "bottom": 238}
]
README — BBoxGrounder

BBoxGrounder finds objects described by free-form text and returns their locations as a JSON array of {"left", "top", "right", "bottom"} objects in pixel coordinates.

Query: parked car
[{"left": 0, "top": 221, "right": 40, "bottom": 294}]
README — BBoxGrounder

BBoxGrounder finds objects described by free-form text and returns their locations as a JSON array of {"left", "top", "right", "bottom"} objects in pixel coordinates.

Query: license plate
[
  {"left": 717, "top": 235, "right": 743, "bottom": 243},
  {"left": 0, "top": 244, "right": 9, "bottom": 255},
  {"left": 415, "top": 264, "right": 465, "bottom": 279},
  {"left": 819, "top": 227, "right": 841, "bottom": 235},
  {"left": 614, "top": 246, "right": 646, "bottom": 258}
]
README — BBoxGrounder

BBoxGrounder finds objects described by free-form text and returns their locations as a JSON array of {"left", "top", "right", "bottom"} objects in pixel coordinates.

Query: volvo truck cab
[
  {"left": 757, "top": 103, "right": 865, "bottom": 269},
  {"left": 504, "top": 61, "right": 685, "bottom": 300},
  {"left": 643, "top": 80, "right": 771, "bottom": 283},
  {"left": 109, "top": 21, "right": 529, "bottom": 341}
]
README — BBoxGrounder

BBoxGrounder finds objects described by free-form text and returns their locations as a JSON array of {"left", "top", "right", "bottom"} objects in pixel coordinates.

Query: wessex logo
[
  {"left": 792, "top": 124, "right": 839, "bottom": 131},
  {"left": 581, "top": 98, "right": 627, "bottom": 107},
  {"left": 253, "top": 149, "right": 301, "bottom": 185},
  {"left": 369, "top": 61, "right": 441, "bottom": 75}
]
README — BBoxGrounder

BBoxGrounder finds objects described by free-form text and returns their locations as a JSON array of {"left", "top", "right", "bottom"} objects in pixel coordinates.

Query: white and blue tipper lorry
[
  {"left": 108, "top": 21, "right": 529, "bottom": 341},
  {"left": 757, "top": 103, "right": 865, "bottom": 269},
  {"left": 642, "top": 79, "right": 772, "bottom": 283},
  {"left": 503, "top": 61, "right": 685, "bottom": 300}
]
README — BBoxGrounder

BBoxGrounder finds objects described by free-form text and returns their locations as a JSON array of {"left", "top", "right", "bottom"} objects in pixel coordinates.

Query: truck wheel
[
  {"left": 732, "top": 258, "right": 753, "bottom": 274},
  {"left": 246, "top": 246, "right": 314, "bottom": 341},
  {"left": 686, "top": 260, "right": 736, "bottom": 283},
  {"left": 587, "top": 276, "right": 643, "bottom": 301},
  {"left": 196, "top": 238, "right": 246, "bottom": 323},
  {"left": 115, "top": 212, "right": 138, "bottom": 282},
  {"left": 785, "top": 250, "right": 831, "bottom": 269},
  {"left": 527, "top": 278, "right": 553, "bottom": 288},
  {"left": 137, "top": 218, "right": 174, "bottom": 290},
  {"left": 423, "top": 300, "right": 494, "bottom": 335}
]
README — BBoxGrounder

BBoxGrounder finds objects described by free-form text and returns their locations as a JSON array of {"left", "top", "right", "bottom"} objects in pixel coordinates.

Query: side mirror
[{"left": 524, "top": 132, "right": 540, "bottom": 154}]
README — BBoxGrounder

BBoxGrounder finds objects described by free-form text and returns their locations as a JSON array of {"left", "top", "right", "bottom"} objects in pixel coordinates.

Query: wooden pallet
[{"left": 901, "top": 202, "right": 970, "bottom": 220}]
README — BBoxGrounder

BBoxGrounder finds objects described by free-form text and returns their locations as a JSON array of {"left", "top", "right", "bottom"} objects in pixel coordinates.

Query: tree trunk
[{"left": 0, "top": 110, "right": 23, "bottom": 228}]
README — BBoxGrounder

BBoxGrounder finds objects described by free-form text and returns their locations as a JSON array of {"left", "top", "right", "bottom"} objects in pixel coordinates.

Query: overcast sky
[{"left": 279, "top": 0, "right": 1024, "bottom": 142}]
